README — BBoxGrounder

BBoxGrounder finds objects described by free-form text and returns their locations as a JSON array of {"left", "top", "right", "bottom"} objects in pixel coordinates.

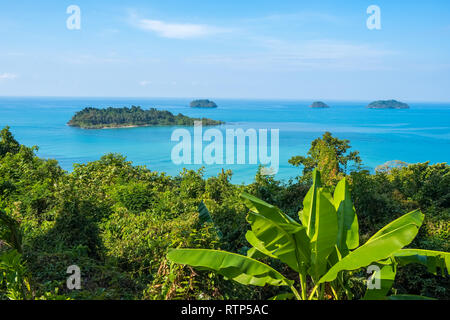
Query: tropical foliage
[
  {"left": 0, "top": 126, "right": 448, "bottom": 300},
  {"left": 168, "top": 170, "right": 449, "bottom": 300}
]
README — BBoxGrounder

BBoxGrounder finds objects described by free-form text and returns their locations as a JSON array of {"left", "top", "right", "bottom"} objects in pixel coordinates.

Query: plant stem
[
  {"left": 299, "top": 273, "right": 308, "bottom": 300},
  {"left": 290, "top": 285, "right": 302, "bottom": 300}
]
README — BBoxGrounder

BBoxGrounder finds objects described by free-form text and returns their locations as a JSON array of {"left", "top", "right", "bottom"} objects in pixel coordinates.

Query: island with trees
[
  {"left": 67, "top": 106, "right": 224, "bottom": 129},
  {"left": 309, "top": 101, "right": 330, "bottom": 108},
  {"left": 190, "top": 99, "right": 218, "bottom": 108},
  {"left": 367, "top": 100, "right": 410, "bottom": 109}
]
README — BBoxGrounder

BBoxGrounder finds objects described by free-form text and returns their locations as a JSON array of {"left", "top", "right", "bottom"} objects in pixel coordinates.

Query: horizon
[
  {"left": 1, "top": 0, "right": 450, "bottom": 101},
  {"left": 1, "top": 95, "right": 450, "bottom": 104}
]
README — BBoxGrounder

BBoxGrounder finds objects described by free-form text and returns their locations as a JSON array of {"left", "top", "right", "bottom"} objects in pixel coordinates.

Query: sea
[{"left": 0, "top": 97, "right": 449, "bottom": 184}]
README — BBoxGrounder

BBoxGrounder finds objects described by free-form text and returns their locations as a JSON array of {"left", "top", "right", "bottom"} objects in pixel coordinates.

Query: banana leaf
[
  {"left": 241, "top": 193, "right": 311, "bottom": 273},
  {"left": 333, "top": 178, "right": 359, "bottom": 257},
  {"left": 167, "top": 249, "right": 293, "bottom": 287},
  {"left": 319, "top": 210, "right": 424, "bottom": 283},
  {"left": 393, "top": 249, "right": 449, "bottom": 276}
]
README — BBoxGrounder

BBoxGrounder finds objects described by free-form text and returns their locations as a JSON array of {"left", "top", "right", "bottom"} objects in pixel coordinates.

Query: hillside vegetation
[{"left": 0, "top": 127, "right": 448, "bottom": 300}]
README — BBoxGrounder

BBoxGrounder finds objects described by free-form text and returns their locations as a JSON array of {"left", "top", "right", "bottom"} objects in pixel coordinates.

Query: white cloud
[
  {"left": 0, "top": 73, "right": 18, "bottom": 80},
  {"left": 186, "top": 39, "right": 398, "bottom": 71},
  {"left": 133, "top": 16, "right": 228, "bottom": 39}
]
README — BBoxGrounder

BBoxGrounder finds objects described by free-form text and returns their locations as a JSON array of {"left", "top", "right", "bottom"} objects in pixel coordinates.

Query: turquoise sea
[{"left": 0, "top": 97, "right": 449, "bottom": 184}]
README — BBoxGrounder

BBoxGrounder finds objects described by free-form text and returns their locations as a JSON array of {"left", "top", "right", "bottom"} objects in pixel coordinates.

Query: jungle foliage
[{"left": 0, "top": 126, "right": 448, "bottom": 300}]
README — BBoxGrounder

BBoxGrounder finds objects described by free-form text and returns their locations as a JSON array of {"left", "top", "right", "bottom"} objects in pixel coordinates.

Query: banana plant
[{"left": 167, "top": 169, "right": 449, "bottom": 300}]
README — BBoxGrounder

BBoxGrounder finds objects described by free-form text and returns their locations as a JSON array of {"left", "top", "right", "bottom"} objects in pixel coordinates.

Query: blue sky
[{"left": 0, "top": 0, "right": 450, "bottom": 101}]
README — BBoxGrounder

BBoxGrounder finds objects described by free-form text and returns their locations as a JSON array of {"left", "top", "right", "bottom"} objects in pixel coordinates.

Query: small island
[
  {"left": 367, "top": 100, "right": 410, "bottom": 109},
  {"left": 190, "top": 99, "right": 218, "bottom": 108},
  {"left": 310, "top": 101, "right": 330, "bottom": 109},
  {"left": 68, "top": 106, "right": 224, "bottom": 129}
]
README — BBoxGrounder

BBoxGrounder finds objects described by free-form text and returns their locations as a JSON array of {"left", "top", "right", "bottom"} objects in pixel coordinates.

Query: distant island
[
  {"left": 190, "top": 99, "right": 218, "bottom": 108},
  {"left": 68, "top": 106, "right": 224, "bottom": 129},
  {"left": 367, "top": 100, "right": 410, "bottom": 109},
  {"left": 310, "top": 101, "right": 330, "bottom": 108}
]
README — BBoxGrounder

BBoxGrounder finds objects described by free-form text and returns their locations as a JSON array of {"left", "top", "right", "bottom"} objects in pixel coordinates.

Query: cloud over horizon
[{"left": 133, "top": 16, "right": 229, "bottom": 39}]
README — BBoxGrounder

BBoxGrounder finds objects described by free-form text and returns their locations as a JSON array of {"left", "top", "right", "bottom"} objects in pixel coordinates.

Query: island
[
  {"left": 310, "top": 101, "right": 330, "bottom": 109},
  {"left": 67, "top": 106, "right": 224, "bottom": 129},
  {"left": 367, "top": 100, "right": 410, "bottom": 109},
  {"left": 190, "top": 99, "right": 218, "bottom": 108}
]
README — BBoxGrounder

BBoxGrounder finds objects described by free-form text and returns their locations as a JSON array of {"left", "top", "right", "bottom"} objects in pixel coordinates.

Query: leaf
[
  {"left": 241, "top": 193, "right": 311, "bottom": 273},
  {"left": 300, "top": 169, "right": 322, "bottom": 234},
  {"left": 167, "top": 249, "right": 293, "bottom": 287},
  {"left": 368, "top": 209, "right": 424, "bottom": 242},
  {"left": 245, "top": 231, "right": 278, "bottom": 259},
  {"left": 198, "top": 201, "right": 213, "bottom": 224},
  {"left": 319, "top": 210, "right": 424, "bottom": 284},
  {"left": 308, "top": 189, "right": 338, "bottom": 279},
  {"left": 363, "top": 261, "right": 397, "bottom": 300},
  {"left": 333, "top": 178, "right": 359, "bottom": 256},
  {"left": 198, "top": 201, "right": 223, "bottom": 239},
  {"left": 300, "top": 172, "right": 338, "bottom": 279},
  {"left": 393, "top": 249, "right": 450, "bottom": 276}
]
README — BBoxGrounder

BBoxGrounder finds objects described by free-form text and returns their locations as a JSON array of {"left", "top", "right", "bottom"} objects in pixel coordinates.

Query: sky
[{"left": 0, "top": 0, "right": 450, "bottom": 101}]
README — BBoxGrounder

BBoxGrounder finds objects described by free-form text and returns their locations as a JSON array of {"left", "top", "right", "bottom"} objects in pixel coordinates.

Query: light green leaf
[
  {"left": 319, "top": 210, "right": 424, "bottom": 284},
  {"left": 368, "top": 209, "right": 424, "bottom": 243},
  {"left": 241, "top": 193, "right": 310, "bottom": 273},
  {"left": 304, "top": 186, "right": 338, "bottom": 279},
  {"left": 333, "top": 178, "right": 359, "bottom": 256},
  {"left": 167, "top": 249, "right": 293, "bottom": 287}
]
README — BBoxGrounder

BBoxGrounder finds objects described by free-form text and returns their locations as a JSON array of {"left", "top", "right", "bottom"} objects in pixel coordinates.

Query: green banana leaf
[
  {"left": 300, "top": 169, "right": 322, "bottom": 236},
  {"left": 393, "top": 249, "right": 450, "bottom": 276},
  {"left": 198, "top": 201, "right": 213, "bottom": 224},
  {"left": 319, "top": 210, "right": 424, "bottom": 284},
  {"left": 368, "top": 209, "right": 424, "bottom": 242},
  {"left": 333, "top": 178, "right": 359, "bottom": 257},
  {"left": 299, "top": 171, "right": 338, "bottom": 279},
  {"left": 309, "top": 189, "right": 338, "bottom": 279},
  {"left": 363, "top": 260, "right": 397, "bottom": 300},
  {"left": 198, "top": 201, "right": 223, "bottom": 239},
  {"left": 241, "top": 193, "right": 311, "bottom": 273},
  {"left": 167, "top": 249, "right": 293, "bottom": 287},
  {"left": 245, "top": 230, "right": 278, "bottom": 259}
]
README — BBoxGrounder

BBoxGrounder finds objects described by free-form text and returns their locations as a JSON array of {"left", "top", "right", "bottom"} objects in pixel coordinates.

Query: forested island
[
  {"left": 190, "top": 99, "right": 218, "bottom": 108},
  {"left": 367, "top": 100, "right": 410, "bottom": 109},
  {"left": 310, "top": 101, "right": 330, "bottom": 108},
  {"left": 67, "top": 106, "right": 224, "bottom": 129}
]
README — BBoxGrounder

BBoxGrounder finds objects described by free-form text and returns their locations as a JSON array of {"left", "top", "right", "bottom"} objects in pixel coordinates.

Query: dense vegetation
[
  {"left": 0, "top": 127, "right": 448, "bottom": 300},
  {"left": 67, "top": 106, "right": 224, "bottom": 129},
  {"left": 190, "top": 100, "right": 218, "bottom": 108},
  {"left": 367, "top": 100, "right": 410, "bottom": 109}
]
